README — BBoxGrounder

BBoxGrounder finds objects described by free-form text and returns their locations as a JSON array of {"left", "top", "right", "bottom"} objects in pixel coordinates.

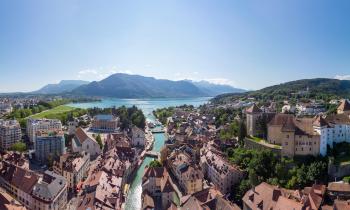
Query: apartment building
[
  {"left": 31, "top": 171, "right": 67, "bottom": 210},
  {"left": 0, "top": 161, "right": 67, "bottom": 210},
  {"left": 0, "top": 120, "right": 21, "bottom": 150},
  {"left": 26, "top": 118, "right": 62, "bottom": 144},
  {"left": 200, "top": 147, "right": 244, "bottom": 195},
  {"left": 35, "top": 131, "right": 65, "bottom": 164},
  {"left": 53, "top": 152, "right": 90, "bottom": 191}
]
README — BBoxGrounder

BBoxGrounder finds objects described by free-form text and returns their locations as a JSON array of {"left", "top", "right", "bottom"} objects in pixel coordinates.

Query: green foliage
[
  {"left": 153, "top": 107, "right": 175, "bottom": 125},
  {"left": 95, "top": 134, "right": 103, "bottom": 149},
  {"left": 88, "top": 105, "right": 146, "bottom": 129},
  {"left": 343, "top": 176, "right": 350, "bottom": 183},
  {"left": 9, "top": 142, "right": 27, "bottom": 153},
  {"left": 228, "top": 148, "right": 328, "bottom": 201},
  {"left": 148, "top": 160, "right": 162, "bottom": 168}
]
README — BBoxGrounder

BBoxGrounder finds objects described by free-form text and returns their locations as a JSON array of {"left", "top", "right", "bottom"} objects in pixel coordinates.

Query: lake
[{"left": 67, "top": 97, "right": 211, "bottom": 118}]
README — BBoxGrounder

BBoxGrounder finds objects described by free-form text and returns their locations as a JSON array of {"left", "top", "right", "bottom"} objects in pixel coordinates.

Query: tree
[
  {"left": 95, "top": 134, "right": 103, "bottom": 149},
  {"left": 149, "top": 160, "right": 162, "bottom": 167},
  {"left": 9, "top": 142, "right": 27, "bottom": 153},
  {"left": 238, "top": 121, "right": 247, "bottom": 146}
]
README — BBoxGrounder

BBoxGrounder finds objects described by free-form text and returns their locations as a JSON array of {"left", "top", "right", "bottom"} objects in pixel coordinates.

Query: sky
[{"left": 1, "top": 0, "right": 350, "bottom": 92}]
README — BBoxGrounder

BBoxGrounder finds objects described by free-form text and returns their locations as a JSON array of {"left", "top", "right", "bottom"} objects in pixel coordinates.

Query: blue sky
[{"left": 1, "top": 0, "right": 350, "bottom": 92}]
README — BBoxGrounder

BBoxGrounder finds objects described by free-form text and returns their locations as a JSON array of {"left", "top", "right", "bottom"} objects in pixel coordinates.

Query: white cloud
[
  {"left": 201, "top": 78, "right": 235, "bottom": 86},
  {"left": 335, "top": 75, "right": 350, "bottom": 80},
  {"left": 77, "top": 67, "right": 134, "bottom": 80}
]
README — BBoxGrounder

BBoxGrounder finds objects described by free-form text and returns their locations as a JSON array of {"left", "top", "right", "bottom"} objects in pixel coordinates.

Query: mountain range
[
  {"left": 33, "top": 73, "right": 245, "bottom": 98},
  {"left": 33, "top": 80, "right": 89, "bottom": 94},
  {"left": 212, "top": 78, "right": 350, "bottom": 103}
]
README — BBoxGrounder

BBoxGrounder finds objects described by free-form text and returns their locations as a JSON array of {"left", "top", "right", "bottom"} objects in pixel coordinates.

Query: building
[
  {"left": 72, "top": 127, "right": 101, "bottom": 159},
  {"left": 35, "top": 131, "right": 65, "bottom": 164},
  {"left": 0, "top": 190, "right": 27, "bottom": 210},
  {"left": 26, "top": 118, "right": 62, "bottom": 143},
  {"left": 337, "top": 99, "right": 350, "bottom": 114},
  {"left": 142, "top": 166, "right": 178, "bottom": 209},
  {"left": 53, "top": 152, "right": 90, "bottom": 191},
  {"left": 200, "top": 146, "right": 244, "bottom": 195},
  {"left": 296, "top": 103, "right": 326, "bottom": 116},
  {"left": 267, "top": 114, "right": 324, "bottom": 157},
  {"left": 245, "top": 104, "right": 275, "bottom": 137},
  {"left": 168, "top": 151, "right": 204, "bottom": 195},
  {"left": 131, "top": 125, "right": 145, "bottom": 147},
  {"left": 31, "top": 171, "right": 67, "bottom": 210},
  {"left": 0, "top": 120, "right": 22, "bottom": 150},
  {"left": 0, "top": 103, "right": 13, "bottom": 114},
  {"left": 0, "top": 161, "right": 38, "bottom": 210},
  {"left": 67, "top": 119, "right": 78, "bottom": 135},
  {"left": 91, "top": 114, "right": 119, "bottom": 133},
  {"left": 181, "top": 188, "right": 240, "bottom": 210},
  {"left": 0, "top": 161, "right": 67, "bottom": 210},
  {"left": 242, "top": 182, "right": 326, "bottom": 210},
  {"left": 327, "top": 182, "right": 350, "bottom": 200}
]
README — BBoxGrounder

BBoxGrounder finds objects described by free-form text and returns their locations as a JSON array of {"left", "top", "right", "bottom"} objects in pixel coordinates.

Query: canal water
[{"left": 67, "top": 97, "right": 210, "bottom": 210}]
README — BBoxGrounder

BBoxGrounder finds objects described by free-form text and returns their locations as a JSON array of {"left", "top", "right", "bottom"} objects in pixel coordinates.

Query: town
[{"left": 0, "top": 93, "right": 349, "bottom": 210}]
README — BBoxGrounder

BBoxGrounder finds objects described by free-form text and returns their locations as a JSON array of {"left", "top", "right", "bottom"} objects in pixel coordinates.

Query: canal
[{"left": 124, "top": 127, "right": 166, "bottom": 210}]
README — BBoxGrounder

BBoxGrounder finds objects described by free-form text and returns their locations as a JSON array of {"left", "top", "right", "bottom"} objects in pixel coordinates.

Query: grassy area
[
  {"left": 250, "top": 136, "right": 263, "bottom": 142},
  {"left": 29, "top": 105, "right": 76, "bottom": 119}
]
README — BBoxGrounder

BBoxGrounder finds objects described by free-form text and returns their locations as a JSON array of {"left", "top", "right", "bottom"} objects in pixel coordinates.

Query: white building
[
  {"left": 0, "top": 120, "right": 22, "bottom": 150},
  {"left": 131, "top": 125, "right": 145, "bottom": 147},
  {"left": 72, "top": 127, "right": 101, "bottom": 159},
  {"left": 26, "top": 118, "right": 62, "bottom": 143}
]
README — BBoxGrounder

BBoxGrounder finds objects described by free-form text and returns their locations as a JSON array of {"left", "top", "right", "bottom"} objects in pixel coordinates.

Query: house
[
  {"left": 242, "top": 182, "right": 326, "bottom": 210},
  {"left": 131, "top": 125, "right": 146, "bottom": 147},
  {"left": 73, "top": 127, "right": 102, "bottom": 159}
]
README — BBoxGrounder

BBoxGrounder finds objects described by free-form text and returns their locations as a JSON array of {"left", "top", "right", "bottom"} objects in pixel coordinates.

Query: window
[
  {"left": 286, "top": 135, "right": 289, "bottom": 138},
  {"left": 301, "top": 147, "right": 303, "bottom": 151},
  {"left": 285, "top": 142, "right": 288, "bottom": 146},
  {"left": 309, "top": 148, "right": 311, "bottom": 151}
]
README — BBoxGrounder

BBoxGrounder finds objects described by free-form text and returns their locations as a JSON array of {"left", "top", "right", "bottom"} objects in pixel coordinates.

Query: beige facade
[{"left": 267, "top": 114, "right": 321, "bottom": 157}]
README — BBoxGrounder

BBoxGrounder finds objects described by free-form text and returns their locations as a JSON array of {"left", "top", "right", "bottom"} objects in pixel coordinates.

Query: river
[{"left": 67, "top": 97, "right": 210, "bottom": 210}]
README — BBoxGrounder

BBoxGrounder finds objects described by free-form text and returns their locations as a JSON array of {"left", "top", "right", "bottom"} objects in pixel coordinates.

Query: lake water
[
  {"left": 68, "top": 97, "right": 210, "bottom": 210},
  {"left": 67, "top": 97, "right": 211, "bottom": 118}
]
